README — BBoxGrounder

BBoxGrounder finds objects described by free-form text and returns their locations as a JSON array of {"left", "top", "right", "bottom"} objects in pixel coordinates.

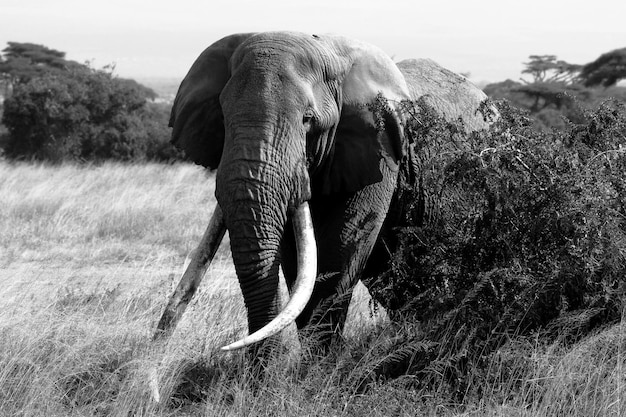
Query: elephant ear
[
  {"left": 169, "top": 33, "right": 255, "bottom": 169},
  {"left": 317, "top": 39, "right": 411, "bottom": 195}
]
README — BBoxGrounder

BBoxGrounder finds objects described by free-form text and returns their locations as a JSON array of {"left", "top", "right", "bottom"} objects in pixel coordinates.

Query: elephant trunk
[
  {"left": 216, "top": 122, "right": 315, "bottom": 350},
  {"left": 221, "top": 202, "right": 316, "bottom": 350}
]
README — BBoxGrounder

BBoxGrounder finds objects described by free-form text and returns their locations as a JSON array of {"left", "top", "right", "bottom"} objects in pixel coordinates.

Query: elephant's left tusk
[
  {"left": 221, "top": 201, "right": 317, "bottom": 351},
  {"left": 153, "top": 204, "right": 226, "bottom": 341}
]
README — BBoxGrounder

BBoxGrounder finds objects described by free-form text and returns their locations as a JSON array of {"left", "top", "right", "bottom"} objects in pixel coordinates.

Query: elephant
[{"left": 153, "top": 31, "right": 497, "bottom": 355}]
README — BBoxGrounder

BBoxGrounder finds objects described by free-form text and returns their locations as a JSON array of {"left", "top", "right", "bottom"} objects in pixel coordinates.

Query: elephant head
[{"left": 157, "top": 32, "right": 495, "bottom": 353}]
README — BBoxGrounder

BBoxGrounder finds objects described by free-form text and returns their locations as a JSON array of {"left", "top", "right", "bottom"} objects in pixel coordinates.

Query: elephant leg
[
  {"left": 282, "top": 163, "right": 399, "bottom": 352},
  {"left": 361, "top": 150, "right": 420, "bottom": 319},
  {"left": 360, "top": 224, "right": 403, "bottom": 320}
]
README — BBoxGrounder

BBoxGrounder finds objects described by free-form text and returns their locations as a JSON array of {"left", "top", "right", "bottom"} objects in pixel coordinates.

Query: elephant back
[
  {"left": 397, "top": 58, "right": 497, "bottom": 133},
  {"left": 390, "top": 59, "right": 500, "bottom": 232}
]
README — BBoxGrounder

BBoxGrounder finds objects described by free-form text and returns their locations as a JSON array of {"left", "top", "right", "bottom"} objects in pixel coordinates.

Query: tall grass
[
  {"left": 0, "top": 161, "right": 623, "bottom": 416},
  {"left": 0, "top": 162, "right": 220, "bottom": 266}
]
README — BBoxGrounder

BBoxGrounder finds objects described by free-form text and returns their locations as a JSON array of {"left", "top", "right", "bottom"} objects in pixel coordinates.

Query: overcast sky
[{"left": 1, "top": 0, "right": 625, "bottom": 84}]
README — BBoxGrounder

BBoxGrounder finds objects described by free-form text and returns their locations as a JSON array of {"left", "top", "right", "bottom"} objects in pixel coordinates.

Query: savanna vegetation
[
  {"left": 365, "top": 97, "right": 626, "bottom": 408},
  {"left": 0, "top": 43, "right": 180, "bottom": 162},
  {"left": 484, "top": 48, "right": 626, "bottom": 130},
  {"left": 0, "top": 41, "right": 625, "bottom": 416}
]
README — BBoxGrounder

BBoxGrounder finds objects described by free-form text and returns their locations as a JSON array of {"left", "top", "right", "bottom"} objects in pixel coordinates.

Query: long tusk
[
  {"left": 220, "top": 202, "right": 317, "bottom": 351},
  {"left": 153, "top": 204, "right": 226, "bottom": 341}
]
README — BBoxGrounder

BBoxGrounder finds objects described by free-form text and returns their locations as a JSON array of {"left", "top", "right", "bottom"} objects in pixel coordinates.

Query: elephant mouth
[{"left": 221, "top": 201, "right": 317, "bottom": 351}]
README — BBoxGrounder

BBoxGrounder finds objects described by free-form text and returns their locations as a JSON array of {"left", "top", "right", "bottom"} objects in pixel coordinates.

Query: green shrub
[
  {"left": 1, "top": 66, "right": 180, "bottom": 163},
  {"left": 364, "top": 98, "right": 626, "bottom": 394}
]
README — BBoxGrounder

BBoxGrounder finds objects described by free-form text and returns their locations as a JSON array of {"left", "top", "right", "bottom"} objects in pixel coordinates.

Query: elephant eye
[{"left": 303, "top": 110, "right": 315, "bottom": 131}]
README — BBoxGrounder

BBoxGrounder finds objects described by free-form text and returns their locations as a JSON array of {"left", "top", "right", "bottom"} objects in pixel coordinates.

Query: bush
[
  {"left": 364, "top": 98, "right": 626, "bottom": 394},
  {"left": 1, "top": 66, "right": 180, "bottom": 163}
]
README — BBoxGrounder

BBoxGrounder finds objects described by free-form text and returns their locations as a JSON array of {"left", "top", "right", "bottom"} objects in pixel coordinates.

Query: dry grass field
[{"left": 0, "top": 161, "right": 624, "bottom": 416}]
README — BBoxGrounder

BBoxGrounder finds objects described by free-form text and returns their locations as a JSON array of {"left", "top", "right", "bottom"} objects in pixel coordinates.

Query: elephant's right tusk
[
  {"left": 153, "top": 204, "right": 226, "bottom": 341},
  {"left": 220, "top": 201, "right": 317, "bottom": 351}
]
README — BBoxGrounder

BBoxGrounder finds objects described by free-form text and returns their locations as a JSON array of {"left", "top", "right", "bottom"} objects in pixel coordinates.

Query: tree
[
  {"left": 0, "top": 42, "right": 80, "bottom": 89},
  {"left": 0, "top": 41, "right": 177, "bottom": 162},
  {"left": 510, "top": 55, "right": 589, "bottom": 127},
  {"left": 580, "top": 47, "right": 626, "bottom": 87},
  {"left": 483, "top": 49, "right": 626, "bottom": 132},
  {"left": 2, "top": 42, "right": 66, "bottom": 64},
  {"left": 2, "top": 70, "right": 89, "bottom": 160},
  {"left": 521, "top": 55, "right": 582, "bottom": 84}
]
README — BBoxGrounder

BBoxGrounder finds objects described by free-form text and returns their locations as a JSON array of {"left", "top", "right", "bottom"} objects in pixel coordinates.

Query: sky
[{"left": 1, "top": 0, "right": 625, "bottom": 85}]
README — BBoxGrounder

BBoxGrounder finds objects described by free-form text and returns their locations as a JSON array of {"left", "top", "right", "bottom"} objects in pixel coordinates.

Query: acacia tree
[
  {"left": 580, "top": 47, "right": 626, "bottom": 87},
  {"left": 514, "top": 55, "right": 587, "bottom": 113},
  {"left": 0, "top": 43, "right": 80, "bottom": 94},
  {"left": 521, "top": 55, "right": 582, "bottom": 84}
]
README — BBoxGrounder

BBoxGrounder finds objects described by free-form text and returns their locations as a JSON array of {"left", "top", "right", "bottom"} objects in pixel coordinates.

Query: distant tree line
[
  {"left": 0, "top": 42, "right": 182, "bottom": 162},
  {"left": 484, "top": 47, "right": 626, "bottom": 130}
]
